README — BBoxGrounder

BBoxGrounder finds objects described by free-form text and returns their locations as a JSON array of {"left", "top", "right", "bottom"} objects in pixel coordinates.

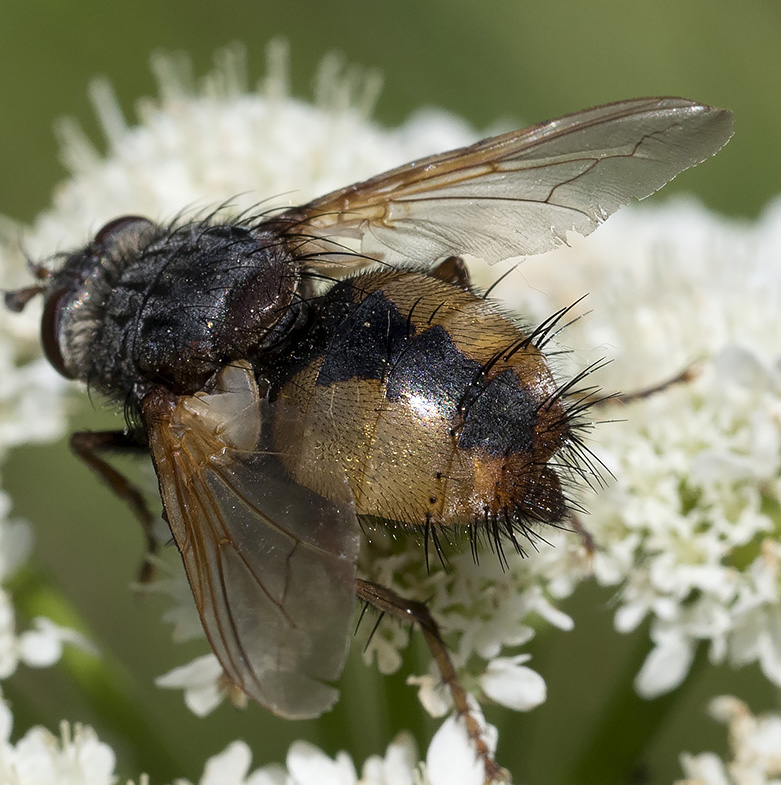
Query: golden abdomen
[{"left": 274, "top": 270, "right": 571, "bottom": 528}]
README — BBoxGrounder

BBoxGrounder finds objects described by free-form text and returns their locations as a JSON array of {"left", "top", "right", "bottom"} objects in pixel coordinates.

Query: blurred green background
[{"left": 1, "top": 2, "right": 779, "bottom": 784}]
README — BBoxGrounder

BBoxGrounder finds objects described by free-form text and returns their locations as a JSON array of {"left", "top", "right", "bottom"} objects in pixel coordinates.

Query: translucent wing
[
  {"left": 144, "top": 361, "right": 360, "bottom": 719},
  {"left": 283, "top": 97, "right": 733, "bottom": 267}
]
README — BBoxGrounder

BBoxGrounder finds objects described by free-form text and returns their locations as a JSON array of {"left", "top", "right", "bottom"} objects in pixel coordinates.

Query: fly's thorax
[
  {"left": 40, "top": 216, "right": 302, "bottom": 404},
  {"left": 272, "top": 269, "right": 575, "bottom": 529}
]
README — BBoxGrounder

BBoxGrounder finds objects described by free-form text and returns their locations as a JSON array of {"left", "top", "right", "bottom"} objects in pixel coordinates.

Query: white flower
[
  {"left": 678, "top": 752, "right": 731, "bottom": 785},
  {"left": 0, "top": 694, "right": 472, "bottom": 785},
  {"left": 285, "top": 741, "right": 359, "bottom": 785},
  {"left": 0, "top": 702, "right": 116, "bottom": 785},
  {"left": 359, "top": 732, "right": 420, "bottom": 785},
  {"left": 175, "top": 740, "right": 283, "bottom": 785},
  {"left": 173, "top": 731, "right": 431, "bottom": 785},
  {"left": 478, "top": 654, "right": 546, "bottom": 711},
  {"left": 634, "top": 625, "right": 697, "bottom": 699},
  {"left": 406, "top": 670, "right": 452, "bottom": 718},
  {"left": 175, "top": 718, "right": 503, "bottom": 785},
  {"left": 677, "top": 696, "right": 781, "bottom": 784},
  {"left": 155, "top": 654, "right": 225, "bottom": 716},
  {"left": 480, "top": 198, "right": 781, "bottom": 696},
  {"left": 426, "top": 706, "right": 501, "bottom": 785}
]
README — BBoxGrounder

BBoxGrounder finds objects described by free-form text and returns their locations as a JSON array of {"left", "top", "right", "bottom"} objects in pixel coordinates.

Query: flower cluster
[
  {"left": 0, "top": 696, "right": 494, "bottom": 785},
  {"left": 0, "top": 701, "right": 115, "bottom": 785},
  {"left": 486, "top": 199, "right": 781, "bottom": 698},
  {"left": 172, "top": 714, "right": 493, "bottom": 785},
  {"left": 678, "top": 696, "right": 781, "bottom": 785}
]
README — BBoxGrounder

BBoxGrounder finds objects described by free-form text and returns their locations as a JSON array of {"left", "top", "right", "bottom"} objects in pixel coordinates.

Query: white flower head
[
  {"left": 557, "top": 203, "right": 780, "bottom": 694},
  {"left": 0, "top": 702, "right": 116, "bottom": 785},
  {"left": 174, "top": 725, "right": 501, "bottom": 785},
  {"left": 465, "top": 195, "right": 781, "bottom": 698}
]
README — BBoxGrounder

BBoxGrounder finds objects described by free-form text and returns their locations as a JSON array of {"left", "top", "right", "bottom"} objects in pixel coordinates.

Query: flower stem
[
  {"left": 561, "top": 633, "right": 705, "bottom": 785},
  {"left": 9, "top": 566, "right": 182, "bottom": 778}
]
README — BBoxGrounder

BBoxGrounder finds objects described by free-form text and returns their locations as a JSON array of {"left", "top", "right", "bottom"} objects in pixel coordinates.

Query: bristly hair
[
  {"left": 341, "top": 283, "right": 609, "bottom": 573},
  {"left": 395, "top": 380, "right": 608, "bottom": 574},
  {"left": 454, "top": 299, "right": 610, "bottom": 571}
]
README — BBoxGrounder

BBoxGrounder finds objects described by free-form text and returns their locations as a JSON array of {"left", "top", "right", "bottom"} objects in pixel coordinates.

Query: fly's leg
[
  {"left": 70, "top": 430, "right": 159, "bottom": 582},
  {"left": 571, "top": 364, "right": 701, "bottom": 553},
  {"left": 569, "top": 513, "right": 598, "bottom": 559},
  {"left": 610, "top": 363, "right": 699, "bottom": 405},
  {"left": 356, "top": 579, "right": 508, "bottom": 785},
  {"left": 575, "top": 363, "right": 700, "bottom": 411},
  {"left": 430, "top": 255, "right": 471, "bottom": 291}
]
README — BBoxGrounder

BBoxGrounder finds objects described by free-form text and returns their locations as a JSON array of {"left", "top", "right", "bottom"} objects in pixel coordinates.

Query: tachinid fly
[{"left": 5, "top": 97, "right": 733, "bottom": 772}]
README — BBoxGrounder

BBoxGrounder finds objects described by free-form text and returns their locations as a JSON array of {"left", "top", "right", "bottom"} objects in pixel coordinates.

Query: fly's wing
[
  {"left": 281, "top": 97, "right": 733, "bottom": 267},
  {"left": 144, "top": 361, "right": 360, "bottom": 719}
]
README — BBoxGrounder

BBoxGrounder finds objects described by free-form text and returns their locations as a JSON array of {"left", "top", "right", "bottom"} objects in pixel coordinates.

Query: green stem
[
  {"left": 8, "top": 566, "right": 182, "bottom": 777},
  {"left": 561, "top": 634, "right": 706, "bottom": 785}
]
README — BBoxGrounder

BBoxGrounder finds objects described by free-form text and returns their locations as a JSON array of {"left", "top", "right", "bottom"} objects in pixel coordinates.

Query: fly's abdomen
[{"left": 274, "top": 270, "right": 572, "bottom": 528}]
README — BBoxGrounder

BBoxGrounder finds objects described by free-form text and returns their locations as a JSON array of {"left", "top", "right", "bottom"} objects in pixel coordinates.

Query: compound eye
[
  {"left": 41, "top": 288, "right": 74, "bottom": 379},
  {"left": 93, "top": 215, "right": 153, "bottom": 250}
]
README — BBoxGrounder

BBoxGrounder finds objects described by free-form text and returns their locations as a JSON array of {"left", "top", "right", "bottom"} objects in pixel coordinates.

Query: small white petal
[
  {"left": 286, "top": 741, "right": 357, "bottom": 785},
  {"left": 528, "top": 595, "right": 574, "bottom": 632},
  {"left": 479, "top": 656, "right": 546, "bottom": 711},
  {"left": 0, "top": 701, "right": 12, "bottom": 742},
  {"left": 614, "top": 601, "right": 650, "bottom": 634},
  {"left": 677, "top": 751, "right": 730, "bottom": 785},
  {"left": 714, "top": 344, "right": 770, "bottom": 390},
  {"left": 0, "top": 595, "right": 19, "bottom": 678},
  {"left": 15, "top": 616, "right": 91, "bottom": 669},
  {"left": 426, "top": 709, "right": 499, "bottom": 785},
  {"left": 156, "top": 654, "right": 225, "bottom": 716},
  {"left": 69, "top": 725, "right": 116, "bottom": 784},
  {"left": 199, "top": 741, "right": 252, "bottom": 785},
  {"left": 635, "top": 631, "right": 696, "bottom": 698},
  {"left": 246, "top": 765, "right": 288, "bottom": 785},
  {"left": 406, "top": 674, "right": 452, "bottom": 718},
  {"left": 365, "top": 732, "right": 418, "bottom": 785},
  {"left": 17, "top": 627, "right": 62, "bottom": 667}
]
